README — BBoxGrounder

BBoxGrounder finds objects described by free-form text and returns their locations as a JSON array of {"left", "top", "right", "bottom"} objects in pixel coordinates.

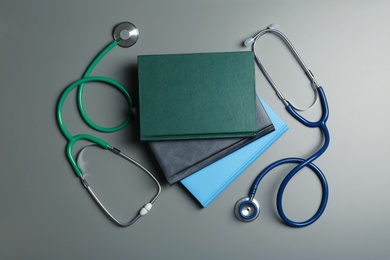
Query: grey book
[{"left": 148, "top": 96, "right": 274, "bottom": 185}]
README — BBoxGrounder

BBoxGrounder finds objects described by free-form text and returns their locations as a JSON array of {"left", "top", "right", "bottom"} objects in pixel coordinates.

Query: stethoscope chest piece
[
  {"left": 234, "top": 197, "right": 260, "bottom": 222},
  {"left": 113, "top": 22, "right": 139, "bottom": 48}
]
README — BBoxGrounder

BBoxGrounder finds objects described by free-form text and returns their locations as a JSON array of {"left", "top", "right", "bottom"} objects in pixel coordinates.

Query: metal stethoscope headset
[
  {"left": 57, "top": 22, "right": 161, "bottom": 227},
  {"left": 234, "top": 24, "right": 330, "bottom": 227}
]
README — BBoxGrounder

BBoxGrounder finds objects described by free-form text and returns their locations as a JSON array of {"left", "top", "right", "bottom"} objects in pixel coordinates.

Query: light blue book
[{"left": 180, "top": 99, "right": 288, "bottom": 207}]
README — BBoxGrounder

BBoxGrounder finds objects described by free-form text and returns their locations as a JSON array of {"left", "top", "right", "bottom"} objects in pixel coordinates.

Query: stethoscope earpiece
[
  {"left": 243, "top": 23, "right": 279, "bottom": 47},
  {"left": 113, "top": 21, "right": 139, "bottom": 48},
  {"left": 234, "top": 197, "right": 260, "bottom": 222},
  {"left": 75, "top": 144, "right": 161, "bottom": 227},
  {"left": 244, "top": 37, "right": 255, "bottom": 47}
]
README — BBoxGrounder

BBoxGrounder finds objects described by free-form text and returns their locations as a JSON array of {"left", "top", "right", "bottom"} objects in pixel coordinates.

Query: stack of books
[{"left": 137, "top": 51, "right": 287, "bottom": 207}]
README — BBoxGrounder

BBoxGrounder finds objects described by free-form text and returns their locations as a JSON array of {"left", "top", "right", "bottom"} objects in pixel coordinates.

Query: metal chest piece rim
[
  {"left": 113, "top": 22, "right": 139, "bottom": 48},
  {"left": 234, "top": 197, "right": 260, "bottom": 222}
]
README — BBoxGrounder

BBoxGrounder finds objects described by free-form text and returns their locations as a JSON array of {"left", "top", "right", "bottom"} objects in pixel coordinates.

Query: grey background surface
[{"left": 1, "top": 0, "right": 389, "bottom": 259}]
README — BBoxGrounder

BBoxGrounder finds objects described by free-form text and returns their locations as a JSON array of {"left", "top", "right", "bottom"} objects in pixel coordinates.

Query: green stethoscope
[{"left": 56, "top": 22, "right": 161, "bottom": 227}]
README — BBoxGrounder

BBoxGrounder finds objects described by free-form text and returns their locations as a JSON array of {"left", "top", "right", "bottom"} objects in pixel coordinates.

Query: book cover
[{"left": 138, "top": 52, "right": 258, "bottom": 141}]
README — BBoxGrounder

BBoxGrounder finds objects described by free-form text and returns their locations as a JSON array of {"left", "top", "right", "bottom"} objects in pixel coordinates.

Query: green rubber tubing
[{"left": 56, "top": 40, "right": 133, "bottom": 177}]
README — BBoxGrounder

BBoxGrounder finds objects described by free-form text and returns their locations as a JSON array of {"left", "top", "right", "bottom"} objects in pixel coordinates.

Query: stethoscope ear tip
[
  {"left": 234, "top": 197, "right": 260, "bottom": 222},
  {"left": 244, "top": 37, "right": 255, "bottom": 47},
  {"left": 267, "top": 23, "right": 279, "bottom": 30}
]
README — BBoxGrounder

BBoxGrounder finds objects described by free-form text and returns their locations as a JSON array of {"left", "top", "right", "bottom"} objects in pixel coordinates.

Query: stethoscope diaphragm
[
  {"left": 234, "top": 197, "right": 260, "bottom": 222},
  {"left": 113, "top": 21, "right": 139, "bottom": 48}
]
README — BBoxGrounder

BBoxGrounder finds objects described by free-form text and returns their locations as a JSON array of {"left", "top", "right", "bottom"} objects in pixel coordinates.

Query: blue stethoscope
[{"left": 234, "top": 24, "right": 330, "bottom": 227}]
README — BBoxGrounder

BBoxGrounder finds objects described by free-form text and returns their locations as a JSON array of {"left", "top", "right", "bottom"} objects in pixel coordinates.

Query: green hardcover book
[{"left": 137, "top": 51, "right": 257, "bottom": 141}]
